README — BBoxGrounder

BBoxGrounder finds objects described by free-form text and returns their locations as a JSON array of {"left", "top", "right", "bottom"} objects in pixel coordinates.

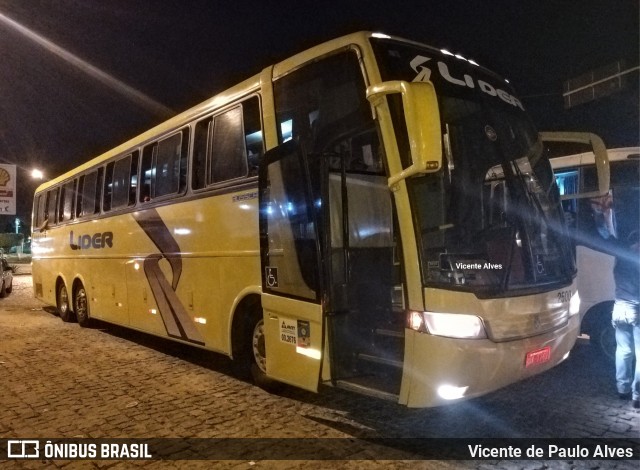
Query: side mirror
[
  {"left": 366, "top": 80, "right": 442, "bottom": 186},
  {"left": 540, "top": 131, "right": 610, "bottom": 199}
]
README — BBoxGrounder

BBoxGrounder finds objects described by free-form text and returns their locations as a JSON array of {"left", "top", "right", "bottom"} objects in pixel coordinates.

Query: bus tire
[
  {"left": 596, "top": 322, "right": 616, "bottom": 361},
  {"left": 585, "top": 303, "right": 615, "bottom": 361},
  {"left": 57, "top": 282, "right": 74, "bottom": 322},
  {"left": 74, "top": 282, "right": 91, "bottom": 327},
  {"left": 246, "top": 310, "right": 283, "bottom": 392}
]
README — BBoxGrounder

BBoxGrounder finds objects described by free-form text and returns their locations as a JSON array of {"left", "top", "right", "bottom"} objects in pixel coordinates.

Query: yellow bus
[{"left": 32, "top": 32, "right": 609, "bottom": 407}]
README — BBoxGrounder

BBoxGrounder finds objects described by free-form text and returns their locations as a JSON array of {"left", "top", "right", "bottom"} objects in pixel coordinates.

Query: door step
[
  {"left": 357, "top": 352, "right": 403, "bottom": 368},
  {"left": 375, "top": 327, "right": 404, "bottom": 338},
  {"left": 333, "top": 378, "right": 399, "bottom": 402}
]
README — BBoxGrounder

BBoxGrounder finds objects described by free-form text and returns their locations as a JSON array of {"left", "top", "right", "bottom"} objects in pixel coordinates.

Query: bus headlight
[
  {"left": 409, "top": 311, "right": 487, "bottom": 339},
  {"left": 569, "top": 291, "right": 580, "bottom": 316}
]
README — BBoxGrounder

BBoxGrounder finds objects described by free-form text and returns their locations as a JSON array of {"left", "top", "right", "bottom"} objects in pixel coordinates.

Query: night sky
[{"left": 0, "top": 0, "right": 638, "bottom": 227}]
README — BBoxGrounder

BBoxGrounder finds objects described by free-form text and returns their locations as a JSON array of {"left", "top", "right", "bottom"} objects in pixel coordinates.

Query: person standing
[{"left": 612, "top": 231, "right": 640, "bottom": 408}]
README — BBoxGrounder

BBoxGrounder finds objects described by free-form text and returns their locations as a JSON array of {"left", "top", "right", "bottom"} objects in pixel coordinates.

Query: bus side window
[
  {"left": 192, "top": 97, "right": 262, "bottom": 188},
  {"left": 103, "top": 161, "right": 115, "bottom": 212},
  {"left": 555, "top": 168, "right": 579, "bottom": 230},
  {"left": 140, "top": 144, "right": 156, "bottom": 202},
  {"left": 78, "top": 171, "right": 99, "bottom": 217},
  {"left": 58, "top": 185, "right": 65, "bottom": 223},
  {"left": 179, "top": 129, "right": 189, "bottom": 194},
  {"left": 76, "top": 175, "right": 85, "bottom": 218},
  {"left": 155, "top": 132, "right": 184, "bottom": 198},
  {"left": 41, "top": 193, "right": 49, "bottom": 227},
  {"left": 111, "top": 155, "right": 132, "bottom": 210},
  {"left": 577, "top": 165, "right": 615, "bottom": 242},
  {"left": 243, "top": 97, "right": 263, "bottom": 177},
  {"left": 47, "top": 187, "right": 59, "bottom": 226},
  {"left": 129, "top": 151, "right": 139, "bottom": 206},
  {"left": 34, "top": 194, "right": 47, "bottom": 228},
  {"left": 274, "top": 51, "right": 370, "bottom": 155},
  {"left": 33, "top": 194, "right": 40, "bottom": 227},
  {"left": 192, "top": 117, "right": 212, "bottom": 190},
  {"left": 95, "top": 167, "right": 104, "bottom": 213},
  {"left": 60, "top": 179, "right": 77, "bottom": 222},
  {"left": 210, "top": 106, "right": 247, "bottom": 184}
]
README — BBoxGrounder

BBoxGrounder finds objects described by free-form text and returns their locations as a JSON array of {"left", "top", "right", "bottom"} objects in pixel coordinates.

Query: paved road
[{"left": 0, "top": 275, "right": 638, "bottom": 469}]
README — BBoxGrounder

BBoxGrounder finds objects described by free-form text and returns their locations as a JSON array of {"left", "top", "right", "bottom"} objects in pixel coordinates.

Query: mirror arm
[{"left": 540, "top": 131, "right": 610, "bottom": 198}]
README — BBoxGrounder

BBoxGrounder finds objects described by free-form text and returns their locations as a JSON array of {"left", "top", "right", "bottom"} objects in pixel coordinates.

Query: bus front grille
[{"left": 484, "top": 306, "right": 570, "bottom": 342}]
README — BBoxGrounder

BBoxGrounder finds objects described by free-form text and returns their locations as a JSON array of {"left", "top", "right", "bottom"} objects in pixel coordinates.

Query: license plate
[{"left": 525, "top": 346, "right": 551, "bottom": 368}]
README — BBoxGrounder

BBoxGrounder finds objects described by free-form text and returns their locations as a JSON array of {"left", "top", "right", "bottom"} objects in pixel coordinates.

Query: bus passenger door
[
  {"left": 258, "top": 141, "right": 323, "bottom": 392},
  {"left": 323, "top": 139, "right": 404, "bottom": 400}
]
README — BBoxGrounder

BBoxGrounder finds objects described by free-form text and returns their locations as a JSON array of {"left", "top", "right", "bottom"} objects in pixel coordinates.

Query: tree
[{"left": 0, "top": 233, "right": 24, "bottom": 252}]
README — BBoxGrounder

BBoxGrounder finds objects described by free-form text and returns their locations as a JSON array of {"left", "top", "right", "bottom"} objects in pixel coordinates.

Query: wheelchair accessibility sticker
[{"left": 265, "top": 267, "right": 278, "bottom": 288}]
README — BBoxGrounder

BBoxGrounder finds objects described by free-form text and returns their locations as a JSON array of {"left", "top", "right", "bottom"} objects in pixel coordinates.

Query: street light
[{"left": 31, "top": 169, "right": 44, "bottom": 180}]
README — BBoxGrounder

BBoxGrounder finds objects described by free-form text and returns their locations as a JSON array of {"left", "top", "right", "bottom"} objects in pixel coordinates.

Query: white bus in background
[{"left": 551, "top": 146, "right": 640, "bottom": 358}]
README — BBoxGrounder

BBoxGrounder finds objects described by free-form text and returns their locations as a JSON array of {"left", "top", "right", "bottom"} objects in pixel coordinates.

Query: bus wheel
[
  {"left": 595, "top": 322, "right": 616, "bottom": 361},
  {"left": 586, "top": 304, "right": 615, "bottom": 361},
  {"left": 74, "top": 283, "right": 91, "bottom": 327},
  {"left": 251, "top": 316, "right": 267, "bottom": 377},
  {"left": 248, "top": 312, "right": 282, "bottom": 392},
  {"left": 57, "top": 282, "right": 74, "bottom": 322}
]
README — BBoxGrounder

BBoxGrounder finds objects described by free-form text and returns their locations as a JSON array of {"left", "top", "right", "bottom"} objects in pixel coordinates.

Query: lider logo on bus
[
  {"left": 410, "top": 55, "right": 525, "bottom": 110},
  {"left": 69, "top": 230, "right": 113, "bottom": 250}
]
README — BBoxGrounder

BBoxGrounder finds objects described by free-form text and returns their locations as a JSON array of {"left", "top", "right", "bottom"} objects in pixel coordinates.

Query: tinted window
[
  {"left": 210, "top": 106, "right": 246, "bottom": 183},
  {"left": 274, "top": 51, "right": 370, "bottom": 154},
  {"left": 34, "top": 194, "right": 46, "bottom": 227},
  {"left": 140, "top": 130, "right": 188, "bottom": 201},
  {"left": 192, "top": 97, "right": 263, "bottom": 189},
  {"left": 243, "top": 97, "right": 263, "bottom": 177},
  {"left": 140, "top": 144, "right": 155, "bottom": 202},
  {"left": 155, "top": 134, "right": 183, "bottom": 197},
  {"left": 111, "top": 155, "right": 132, "bottom": 209},
  {"left": 192, "top": 118, "right": 212, "bottom": 190},
  {"left": 103, "top": 162, "right": 114, "bottom": 212},
  {"left": 47, "top": 188, "right": 59, "bottom": 224},
  {"left": 79, "top": 171, "right": 98, "bottom": 217},
  {"left": 60, "top": 180, "right": 76, "bottom": 222}
]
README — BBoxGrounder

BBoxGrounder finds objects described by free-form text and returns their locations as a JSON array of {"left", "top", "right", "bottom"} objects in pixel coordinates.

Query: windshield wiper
[{"left": 511, "top": 159, "right": 549, "bottom": 226}]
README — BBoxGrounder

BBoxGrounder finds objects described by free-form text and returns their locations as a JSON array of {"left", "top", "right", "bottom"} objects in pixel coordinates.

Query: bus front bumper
[{"left": 399, "top": 314, "right": 580, "bottom": 408}]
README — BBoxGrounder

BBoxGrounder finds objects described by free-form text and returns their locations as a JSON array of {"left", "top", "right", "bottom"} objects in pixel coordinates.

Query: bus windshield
[{"left": 372, "top": 38, "right": 574, "bottom": 297}]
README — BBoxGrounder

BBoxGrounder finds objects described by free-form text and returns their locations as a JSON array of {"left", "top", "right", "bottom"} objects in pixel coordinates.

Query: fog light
[{"left": 437, "top": 384, "right": 469, "bottom": 400}]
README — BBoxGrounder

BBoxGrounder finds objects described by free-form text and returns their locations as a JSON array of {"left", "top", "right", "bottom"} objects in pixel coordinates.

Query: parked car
[
  {"left": 9, "top": 241, "right": 31, "bottom": 255},
  {"left": 0, "top": 256, "right": 13, "bottom": 297}
]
